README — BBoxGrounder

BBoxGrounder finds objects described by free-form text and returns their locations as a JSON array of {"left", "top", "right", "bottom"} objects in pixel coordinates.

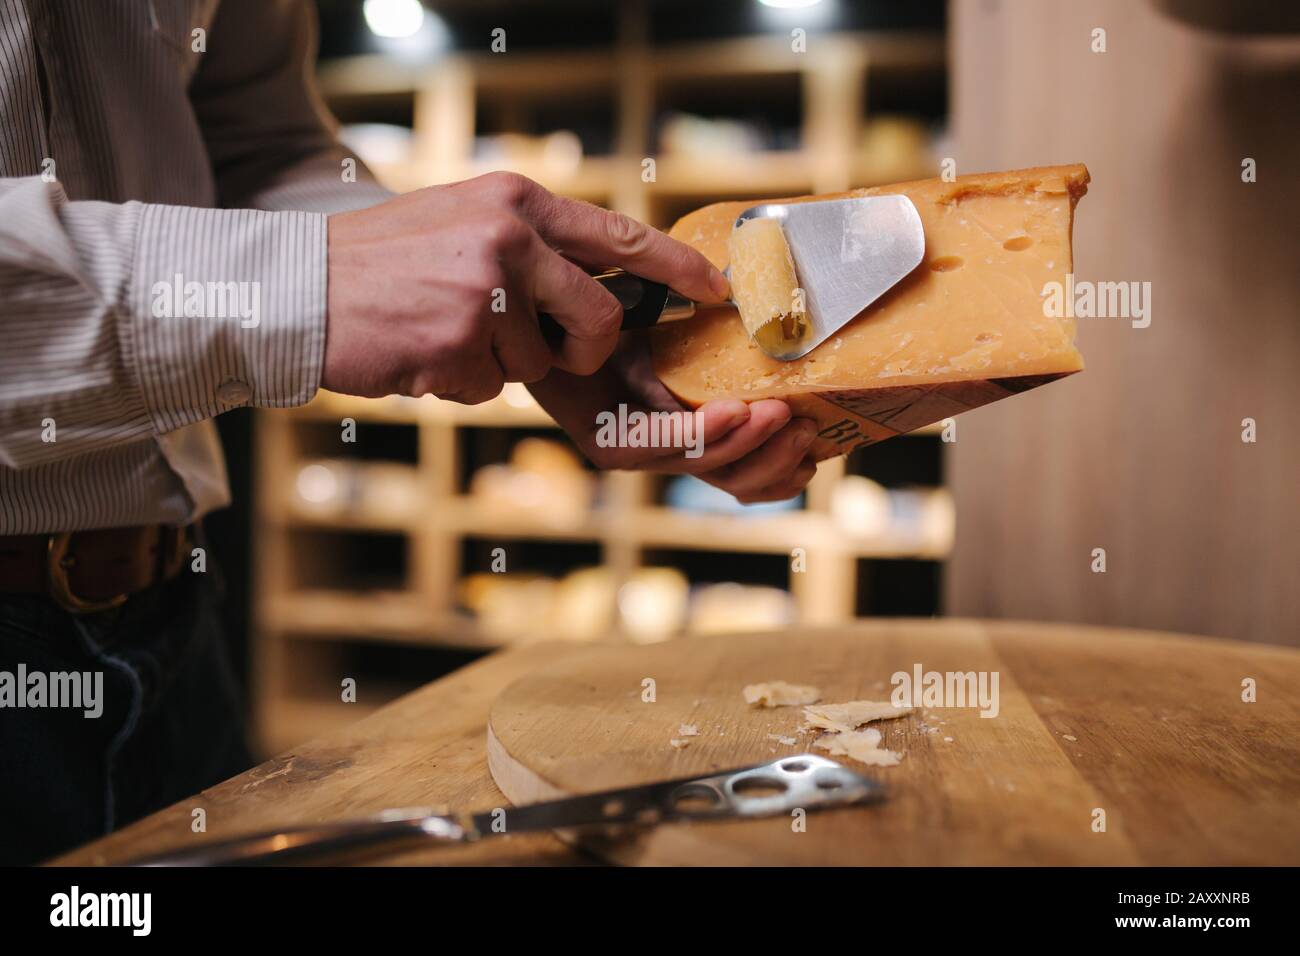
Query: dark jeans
[{"left": 0, "top": 563, "right": 251, "bottom": 865}]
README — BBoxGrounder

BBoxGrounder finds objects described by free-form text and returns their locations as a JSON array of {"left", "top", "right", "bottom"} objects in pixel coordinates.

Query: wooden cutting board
[{"left": 488, "top": 619, "right": 1300, "bottom": 865}]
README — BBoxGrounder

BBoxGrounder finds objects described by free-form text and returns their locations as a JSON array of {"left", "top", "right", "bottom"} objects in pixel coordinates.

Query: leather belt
[{"left": 0, "top": 524, "right": 193, "bottom": 613}]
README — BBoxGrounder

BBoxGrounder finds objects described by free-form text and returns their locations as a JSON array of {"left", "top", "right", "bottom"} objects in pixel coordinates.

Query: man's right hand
[{"left": 322, "top": 171, "right": 730, "bottom": 405}]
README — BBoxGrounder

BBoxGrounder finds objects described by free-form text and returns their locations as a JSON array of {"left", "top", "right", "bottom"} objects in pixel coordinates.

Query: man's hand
[
  {"left": 325, "top": 171, "right": 815, "bottom": 502},
  {"left": 529, "top": 336, "right": 819, "bottom": 504},
  {"left": 323, "top": 171, "right": 730, "bottom": 404}
]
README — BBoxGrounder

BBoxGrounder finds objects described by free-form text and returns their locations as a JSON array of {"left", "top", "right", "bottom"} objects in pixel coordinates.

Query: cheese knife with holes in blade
[
  {"left": 539, "top": 195, "right": 925, "bottom": 361},
  {"left": 125, "top": 754, "right": 882, "bottom": 866}
]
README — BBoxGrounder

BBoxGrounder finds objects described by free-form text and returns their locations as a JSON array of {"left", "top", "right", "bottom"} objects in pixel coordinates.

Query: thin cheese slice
[
  {"left": 742, "top": 680, "right": 822, "bottom": 707},
  {"left": 653, "top": 164, "right": 1089, "bottom": 460},
  {"left": 726, "top": 217, "right": 808, "bottom": 353},
  {"left": 814, "top": 728, "right": 903, "bottom": 767},
  {"left": 802, "top": 699, "right": 914, "bottom": 734}
]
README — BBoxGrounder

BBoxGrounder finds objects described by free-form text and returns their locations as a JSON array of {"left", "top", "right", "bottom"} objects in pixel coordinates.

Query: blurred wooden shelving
[
  {"left": 254, "top": 19, "right": 947, "bottom": 754},
  {"left": 315, "top": 29, "right": 944, "bottom": 220},
  {"left": 255, "top": 390, "right": 949, "bottom": 751}
]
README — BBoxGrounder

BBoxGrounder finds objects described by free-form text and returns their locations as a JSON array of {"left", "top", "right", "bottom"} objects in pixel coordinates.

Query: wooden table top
[
  {"left": 55, "top": 641, "right": 585, "bottom": 866},
  {"left": 54, "top": 620, "right": 1300, "bottom": 867}
]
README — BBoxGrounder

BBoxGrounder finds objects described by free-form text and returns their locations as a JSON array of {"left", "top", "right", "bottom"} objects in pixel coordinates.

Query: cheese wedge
[
  {"left": 726, "top": 216, "right": 809, "bottom": 353},
  {"left": 653, "top": 164, "right": 1089, "bottom": 460}
]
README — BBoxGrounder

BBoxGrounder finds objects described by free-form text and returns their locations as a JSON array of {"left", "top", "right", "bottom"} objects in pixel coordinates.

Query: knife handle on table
[
  {"left": 127, "top": 812, "right": 468, "bottom": 866},
  {"left": 537, "top": 270, "right": 696, "bottom": 344}
]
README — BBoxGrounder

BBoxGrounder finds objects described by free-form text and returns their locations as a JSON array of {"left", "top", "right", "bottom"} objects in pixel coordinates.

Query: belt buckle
[{"left": 46, "top": 533, "right": 128, "bottom": 615}]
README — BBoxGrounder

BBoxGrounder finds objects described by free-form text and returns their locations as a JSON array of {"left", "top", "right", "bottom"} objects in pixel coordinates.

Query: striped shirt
[{"left": 0, "top": 0, "right": 391, "bottom": 533}]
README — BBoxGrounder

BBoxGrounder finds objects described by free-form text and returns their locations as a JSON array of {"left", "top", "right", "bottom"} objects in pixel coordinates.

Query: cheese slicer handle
[{"left": 537, "top": 270, "right": 694, "bottom": 344}]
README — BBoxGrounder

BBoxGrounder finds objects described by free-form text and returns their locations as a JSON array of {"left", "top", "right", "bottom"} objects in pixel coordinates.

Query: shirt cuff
[{"left": 121, "top": 203, "right": 327, "bottom": 433}]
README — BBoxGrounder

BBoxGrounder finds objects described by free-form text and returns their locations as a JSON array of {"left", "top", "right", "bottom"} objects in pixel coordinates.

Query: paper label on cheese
[{"left": 809, "top": 373, "right": 1071, "bottom": 454}]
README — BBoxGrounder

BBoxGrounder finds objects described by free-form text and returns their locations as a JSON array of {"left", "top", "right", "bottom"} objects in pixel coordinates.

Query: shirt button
[{"left": 217, "top": 379, "right": 252, "bottom": 405}]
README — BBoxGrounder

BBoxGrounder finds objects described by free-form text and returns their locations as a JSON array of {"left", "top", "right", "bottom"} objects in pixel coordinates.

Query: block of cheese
[
  {"left": 653, "top": 164, "right": 1089, "bottom": 460},
  {"left": 726, "top": 216, "right": 809, "bottom": 354}
]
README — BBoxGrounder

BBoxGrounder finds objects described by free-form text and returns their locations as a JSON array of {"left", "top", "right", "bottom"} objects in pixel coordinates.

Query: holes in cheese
[
  {"left": 652, "top": 164, "right": 1090, "bottom": 460},
  {"left": 726, "top": 216, "right": 809, "bottom": 354}
]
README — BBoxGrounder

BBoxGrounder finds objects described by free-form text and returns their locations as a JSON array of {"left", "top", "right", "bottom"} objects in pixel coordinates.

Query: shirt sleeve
[
  {"left": 0, "top": 1, "right": 399, "bottom": 471},
  {"left": 0, "top": 176, "right": 326, "bottom": 469},
  {"left": 189, "top": 0, "right": 395, "bottom": 215}
]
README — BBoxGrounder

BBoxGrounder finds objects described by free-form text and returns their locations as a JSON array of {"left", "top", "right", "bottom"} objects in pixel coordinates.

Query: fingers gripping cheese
[
  {"left": 726, "top": 217, "right": 809, "bottom": 354},
  {"left": 652, "top": 164, "right": 1090, "bottom": 461}
]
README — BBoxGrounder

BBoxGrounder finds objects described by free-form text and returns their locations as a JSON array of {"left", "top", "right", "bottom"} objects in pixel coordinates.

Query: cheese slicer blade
[
  {"left": 730, "top": 195, "right": 926, "bottom": 360},
  {"left": 537, "top": 196, "right": 925, "bottom": 362}
]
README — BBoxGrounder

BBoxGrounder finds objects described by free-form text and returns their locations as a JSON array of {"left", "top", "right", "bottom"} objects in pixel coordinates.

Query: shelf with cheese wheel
[
  {"left": 256, "top": 398, "right": 948, "bottom": 753},
  {"left": 262, "top": 590, "right": 488, "bottom": 649},
  {"left": 347, "top": 145, "right": 932, "bottom": 219},
  {"left": 253, "top": 22, "right": 948, "bottom": 755},
  {"left": 268, "top": 483, "right": 948, "bottom": 557},
  {"left": 268, "top": 387, "right": 944, "bottom": 554},
  {"left": 365, "top": 156, "right": 617, "bottom": 204},
  {"left": 314, "top": 30, "right": 945, "bottom": 222},
  {"left": 622, "top": 506, "right": 950, "bottom": 559}
]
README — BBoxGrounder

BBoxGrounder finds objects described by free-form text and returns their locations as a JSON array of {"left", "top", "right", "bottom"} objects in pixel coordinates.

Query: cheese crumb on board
[
  {"left": 726, "top": 216, "right": 808, "bottom": 353},
  {"left": 813, "top": 728, "right": 903, "bottom": 767},
  {"left": 743, "top": 680, "right": 822, "bottom": 707},
  {"left": 740, "top": 684, "right": 912, "bottom": 768},
  {"left": 799, "top": 699, "right": 914, "bottom": 769},
  {"left": 669, "top": 738, "right": 691, "bottom": 750},
  {"left": 801, "top": 700, "right": 913, "bottom": 734},
  {"left": 678, "top": 723, "right": 700, "bottom": 737}
]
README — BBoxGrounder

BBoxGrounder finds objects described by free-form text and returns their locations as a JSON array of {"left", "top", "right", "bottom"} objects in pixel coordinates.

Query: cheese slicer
[
  {"left": 126, "top": 754, "right": 882, "bottom": 866},
  {"left": 538, "top": 194, "right": 925, "bottom": 361}
]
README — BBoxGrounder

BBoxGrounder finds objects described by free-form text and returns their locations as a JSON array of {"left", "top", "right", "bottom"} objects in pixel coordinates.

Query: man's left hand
[{"left": 529, "top": 335, "right": 819, "bottom": 504}]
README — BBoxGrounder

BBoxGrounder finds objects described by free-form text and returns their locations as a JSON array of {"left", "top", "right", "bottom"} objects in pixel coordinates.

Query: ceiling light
[{"left": 363, "top": 0, "right": 425, "bottom": 40}]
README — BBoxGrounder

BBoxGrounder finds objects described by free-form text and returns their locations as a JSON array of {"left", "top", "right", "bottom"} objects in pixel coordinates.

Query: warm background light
[{"left": 362, "top": 0, "right": 425, "bottom": 39}]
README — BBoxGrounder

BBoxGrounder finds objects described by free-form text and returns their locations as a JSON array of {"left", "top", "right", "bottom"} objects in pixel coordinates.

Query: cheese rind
[
  {"left": 653, "top": 164, "right": 1089, "bottom": 460},
  {"left": 726, "top": 217, "right": 808, "bottom": 352}
]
